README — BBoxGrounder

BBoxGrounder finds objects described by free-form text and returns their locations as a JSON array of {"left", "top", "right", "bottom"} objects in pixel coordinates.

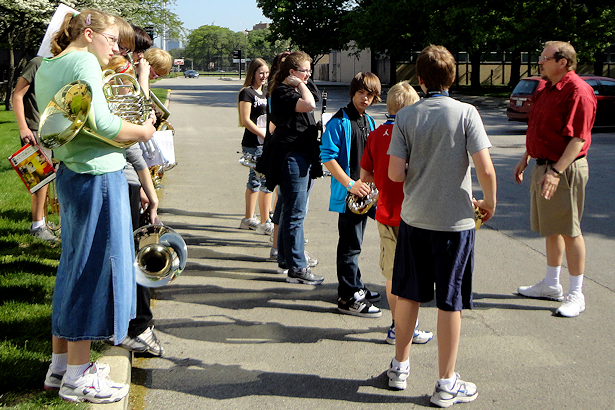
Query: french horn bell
[
  {"left": 38, "top": 81, "right": 136, "bottom": 149},
  {"left": 133, "top": 224, "right": 187, "bottom": 287},
  {"left": 346, "top": 182, "right": 379, "bottom": 215}
]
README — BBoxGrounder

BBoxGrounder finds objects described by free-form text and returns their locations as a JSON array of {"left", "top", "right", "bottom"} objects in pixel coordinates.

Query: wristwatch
[{"left": 550, "top": 165, "right": 562, "bottom": 176}]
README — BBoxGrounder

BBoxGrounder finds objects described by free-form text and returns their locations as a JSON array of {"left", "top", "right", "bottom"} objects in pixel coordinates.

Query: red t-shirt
[
  {"left": 526, "top": 71, "right": 596, "bottom": 161},
  {"left": 360, "top": 121, "right": 404, "bottom": 226}
]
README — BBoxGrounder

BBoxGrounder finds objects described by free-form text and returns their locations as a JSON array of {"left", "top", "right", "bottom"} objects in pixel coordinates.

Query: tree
[
  {"left": 185, "top": 25, "right": 238, "bottom": 70},
  {"left": 244, "top": 28, "right": 291, "bottom": 64},
  {"left": 256, "top": 0, "right": 351, "bottom": 64}
]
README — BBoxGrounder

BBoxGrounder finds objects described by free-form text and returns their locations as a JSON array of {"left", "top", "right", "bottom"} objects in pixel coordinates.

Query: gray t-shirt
[
  {"left": 387, "top": 96, "right": 491, "bottom": 232},
  {"left": 20, "top": 56, "right": 42, "bottom": 131},
  {"left": 124, "top": 144, "right": 148, "bottom": 186}
]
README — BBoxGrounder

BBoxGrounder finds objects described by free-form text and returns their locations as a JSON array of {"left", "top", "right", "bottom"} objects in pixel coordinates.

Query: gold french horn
[
  {"left": 133, "top": 224, "right": 187, "bottom": 287},
  {"left": 474, "top": 202, "right": 487, "bottom": 230},
  {"left": 346, "top": 182, "right": 379, "bottom": 215},
  {"left": 38, "top": 81, "right": 136, "bottom": 149}
]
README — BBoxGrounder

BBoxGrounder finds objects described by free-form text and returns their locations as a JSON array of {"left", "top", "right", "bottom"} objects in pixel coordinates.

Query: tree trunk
[
  {"left": 5, "top": 31, "right": 15, "bottom": 111},
  {"left": 470, "top": 51, "right": 482, "bottom": 89},
  {"left": 509, "top": 49, "right": 521, "bottom": 87},
  {"left": 593, "top": 50, "right": 604, "bottom": 76}
]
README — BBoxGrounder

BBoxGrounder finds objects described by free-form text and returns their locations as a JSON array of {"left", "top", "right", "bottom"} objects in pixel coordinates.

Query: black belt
[{"left": 536, "top": 155, "right": 585, "bottom": 166}]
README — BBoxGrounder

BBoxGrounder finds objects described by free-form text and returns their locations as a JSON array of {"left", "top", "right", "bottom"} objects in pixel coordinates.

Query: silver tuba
[
  {"left": 346, "top": 182, "right": 379, "bottom": 215},
  {"left": 133, "top": 224, "right": 187, "bottom": 287}
]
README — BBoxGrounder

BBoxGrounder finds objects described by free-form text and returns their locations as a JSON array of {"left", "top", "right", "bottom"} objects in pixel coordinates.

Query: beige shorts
[
  {"left": 530, "top": 157, "right": 588, "bottom": 237},
  {"left": 377, "top": 222, "right": 399, "bottom": 281}
]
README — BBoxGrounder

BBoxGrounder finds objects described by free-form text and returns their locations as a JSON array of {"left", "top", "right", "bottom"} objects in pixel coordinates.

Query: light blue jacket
[{"left": 320, "top": 108, "right": 376, "bottom": 213}]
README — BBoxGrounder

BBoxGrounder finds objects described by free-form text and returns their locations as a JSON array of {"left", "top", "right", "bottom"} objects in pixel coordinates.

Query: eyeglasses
[
  {"left": 294, "top": 68, "right": 312, "bottom": 75},
  {"left": 95, "top": 32, "right": 119, "bottom": 47},
  {"left": 538, "top": 55, "right": 556, "bottom": 63}
]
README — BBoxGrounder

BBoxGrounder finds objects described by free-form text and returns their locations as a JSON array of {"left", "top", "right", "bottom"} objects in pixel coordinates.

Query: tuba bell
[
  {"left": 38, "top": 81, "right": 136, "bottom": 149},
  {"left": 346, "top": 182, "right": 379, "bottom": 215},
  {"left": 133, "top": 224, "right": 187, "bottom": 287}
]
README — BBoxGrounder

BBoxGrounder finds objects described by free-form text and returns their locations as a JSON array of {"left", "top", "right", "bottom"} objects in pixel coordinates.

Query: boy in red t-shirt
[{"left": 360, "top": 81, "right": 433, "bottom": 345}]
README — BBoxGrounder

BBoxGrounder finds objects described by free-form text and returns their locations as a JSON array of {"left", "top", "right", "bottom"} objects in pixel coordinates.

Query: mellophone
[{"left": 38, "top": 68, "right": 186, "bottom": 287}]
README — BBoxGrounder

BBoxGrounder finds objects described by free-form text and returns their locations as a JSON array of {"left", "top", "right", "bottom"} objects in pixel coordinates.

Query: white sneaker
[
  {"left": 256, "top": 220, "right": 273, "bottom": 235},
  {"left": 518, "top": 280, "right": 564, "bottom": 301},
  {"left": 556, "top": 291, "right": 585, "bottom": 317},
  {"left": 239, "top": 217, "right": 259, "bottom": 230},
  {"left": 59, "top": 362, "right": 128, "bottom": 404},
  {"left": 120, "top": 326, "right": 164, "bottom": 356},
  {"left": 44, "top": 361, "right": 110, "bottom": 390},
  {"left": 386, "top": 360, "right": 409, "bottom": 390},
  {"left": 430, "top": 374, "right": 478, "bottom": 408},
  {"left": 304, "top": 250, "right": 318, "bottom": 267}
]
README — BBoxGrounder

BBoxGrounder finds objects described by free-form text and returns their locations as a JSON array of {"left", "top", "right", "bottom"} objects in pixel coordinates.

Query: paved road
[{"left": 133, "top": 76, "right": 615, "bottom": 410}]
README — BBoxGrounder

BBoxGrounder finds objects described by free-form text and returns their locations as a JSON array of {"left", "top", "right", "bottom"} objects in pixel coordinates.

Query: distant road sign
[{"left": 174, "top": 59, "right": 184, "bottom": 65}]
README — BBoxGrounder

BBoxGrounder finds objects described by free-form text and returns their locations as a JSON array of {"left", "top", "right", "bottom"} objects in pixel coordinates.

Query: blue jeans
[
  {"left": 277, "top": 153, "right": 310, "bottom": 270},
  {"left": 243, "top": 146, "right": 271, "bottom": 193}
]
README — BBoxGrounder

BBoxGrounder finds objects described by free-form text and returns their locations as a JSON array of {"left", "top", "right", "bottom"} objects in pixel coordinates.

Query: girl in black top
[
  {"left": 257, "top": 51, "right": 323, "bottom": 285},
  {"left": 238, "top": 58, "right": 273, "bottom": 234}
]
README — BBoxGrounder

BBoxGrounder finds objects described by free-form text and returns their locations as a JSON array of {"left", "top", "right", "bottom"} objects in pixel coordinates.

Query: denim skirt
[{"left": 52, "top": 164, "right": 136, "bottom": 342}]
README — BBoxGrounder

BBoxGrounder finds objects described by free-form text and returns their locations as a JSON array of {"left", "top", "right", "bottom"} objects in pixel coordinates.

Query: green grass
[{"left": 0, "top": 106, "right": 101, "bottom": 408}]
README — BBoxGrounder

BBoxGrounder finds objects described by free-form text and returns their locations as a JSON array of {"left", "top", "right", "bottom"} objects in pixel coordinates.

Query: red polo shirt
[
  {"left": 526, "top": 71, "right": 596, "bottom": 161},
  {"left": 360, "top": 121, "right": 405, "bottom": 226}
]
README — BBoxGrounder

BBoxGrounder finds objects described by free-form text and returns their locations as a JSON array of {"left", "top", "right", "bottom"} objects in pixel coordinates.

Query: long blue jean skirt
[{"left": 52, "top": 164, "right": 136, "bottom": 342}]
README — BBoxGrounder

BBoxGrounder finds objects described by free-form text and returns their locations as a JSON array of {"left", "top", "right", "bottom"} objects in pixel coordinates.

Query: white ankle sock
[
  {"left": 65, "top": 363, "right": 91, "bottom": 381},
  {"left": 439, "top": 374, "right": 457, "bottom": 390},
  {"left": 392, "top": 357, "right": 409, "bottom": 371},
  {"left": 50, "top": 352, "right": 68, "bottom": 372},
  {"left": 31, "top": 220, "right": 45, "bottom": 230},
  {"left": 544, "top": 265, "right": 561, "bottom": 287},
  {"left": 569, "top": 275, "right": 584, "bottom": 294}
]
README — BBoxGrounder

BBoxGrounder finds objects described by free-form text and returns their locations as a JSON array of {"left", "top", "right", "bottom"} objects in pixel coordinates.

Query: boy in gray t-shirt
[{"left": 385, "top": 45, "right": 497, "bottom": 408}]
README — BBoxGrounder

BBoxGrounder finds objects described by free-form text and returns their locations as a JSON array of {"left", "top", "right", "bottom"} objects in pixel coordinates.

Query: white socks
[
  {"left": 392, "top": 357, "right": 409, "bottom": 372},
  {"left": 544, "top": 265, "right": 561, "bottom": 287},
  {"left": 569, "top": 275, "right": 584, "bottom": 294},
  {"left": 31, "top": 219, "right": 45, "bottom": 230},
  {"left": 438, "top": 374, "right": 457, "bottom": 390},
  {"left": 65, "top": 363, "right": 91, "bottom": 381},
  {"left": 50, "top": 352, "right": 68, "bottom": 373}
]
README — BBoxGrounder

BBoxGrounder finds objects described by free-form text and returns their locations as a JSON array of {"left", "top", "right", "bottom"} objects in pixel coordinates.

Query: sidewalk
[{"left": 105, "top": 76, "right": 615, "bottom": 409}]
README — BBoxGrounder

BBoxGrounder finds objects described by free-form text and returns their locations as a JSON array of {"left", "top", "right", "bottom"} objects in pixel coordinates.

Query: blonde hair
[
  {"left": 115, "top": 16, "right": 135, "bottom": 53},
  {"left": 104, "top": 55, "right": 134, "bottom": 76},
  {"left": 51, "top": 9, "right": 117, "bottom": 56},
  {"left": 144, "top": 48, "right": 172, "bottom": 76},
  {"left": 387, "top": 81, "right": 420, "bottom": 115}
]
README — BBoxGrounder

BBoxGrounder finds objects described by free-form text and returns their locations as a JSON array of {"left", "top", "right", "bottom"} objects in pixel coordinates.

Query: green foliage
[{"left": 257, "top": 0, "right": 351, "bottom": 63}]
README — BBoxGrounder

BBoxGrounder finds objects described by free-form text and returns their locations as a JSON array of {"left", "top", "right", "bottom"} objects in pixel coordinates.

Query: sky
[{"left": 171, "top": 0, "right": 271, "bottom": 33}]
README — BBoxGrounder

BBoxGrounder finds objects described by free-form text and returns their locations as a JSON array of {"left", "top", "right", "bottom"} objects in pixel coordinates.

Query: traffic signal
[
  {"left": 233, "top": 49, "right": 242, "bottom": 60},
  {"left": 144, "top": 26, "right": 155, "bottom": 40}
]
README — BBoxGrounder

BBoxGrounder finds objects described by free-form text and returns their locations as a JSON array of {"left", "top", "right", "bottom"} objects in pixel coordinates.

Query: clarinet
[{"left": 319, "top": 89, "right": 327, "bottom": 141}]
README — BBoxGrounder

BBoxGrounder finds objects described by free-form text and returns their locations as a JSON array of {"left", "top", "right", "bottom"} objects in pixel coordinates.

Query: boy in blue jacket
[{"left": 320, "top": 72, "right": 382, "bottom": 317}]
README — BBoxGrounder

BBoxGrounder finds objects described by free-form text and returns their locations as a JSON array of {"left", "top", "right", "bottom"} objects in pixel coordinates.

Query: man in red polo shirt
[{"left": 514, "top": 41, "right": 596, "bottom": 318}]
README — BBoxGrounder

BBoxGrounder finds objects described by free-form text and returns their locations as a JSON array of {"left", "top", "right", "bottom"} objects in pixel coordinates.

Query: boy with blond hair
[
  {"left": 385, "top": 45, "right": 496, "bottom": 407},
  {"left": 360, "top": 81, "right": 432, "bottom": 345}
]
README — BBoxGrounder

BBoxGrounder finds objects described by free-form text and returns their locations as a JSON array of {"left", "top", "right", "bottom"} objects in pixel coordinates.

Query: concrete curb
[{"left": 91, "top": 346, "right": 132, "bottom": 409}]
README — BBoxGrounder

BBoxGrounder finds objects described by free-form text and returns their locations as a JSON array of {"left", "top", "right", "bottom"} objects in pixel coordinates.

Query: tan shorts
[
  {"left": 530, "top": 157, "right": 588, "bottom": 237},
  {"left": 377, "top": 222, "right": 399, "bottom": 280}
]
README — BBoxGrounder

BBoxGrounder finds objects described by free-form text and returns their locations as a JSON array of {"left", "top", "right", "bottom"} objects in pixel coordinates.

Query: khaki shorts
[
  {"left": 530, "top": 157, "right": 588, "bottom": 237},
  {"left": 377, "top": 222, "right": 399, "bottom": 280}
]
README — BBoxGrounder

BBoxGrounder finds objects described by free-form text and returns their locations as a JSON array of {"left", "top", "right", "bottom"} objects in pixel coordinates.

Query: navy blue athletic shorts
[{"left": 391, "top": 220, "right": 474, "bottom": 311}]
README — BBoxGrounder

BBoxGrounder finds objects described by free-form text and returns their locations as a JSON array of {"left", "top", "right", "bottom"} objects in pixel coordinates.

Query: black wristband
[{"left": 551, "top": 165, "right": 562, "bottom": 176}]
